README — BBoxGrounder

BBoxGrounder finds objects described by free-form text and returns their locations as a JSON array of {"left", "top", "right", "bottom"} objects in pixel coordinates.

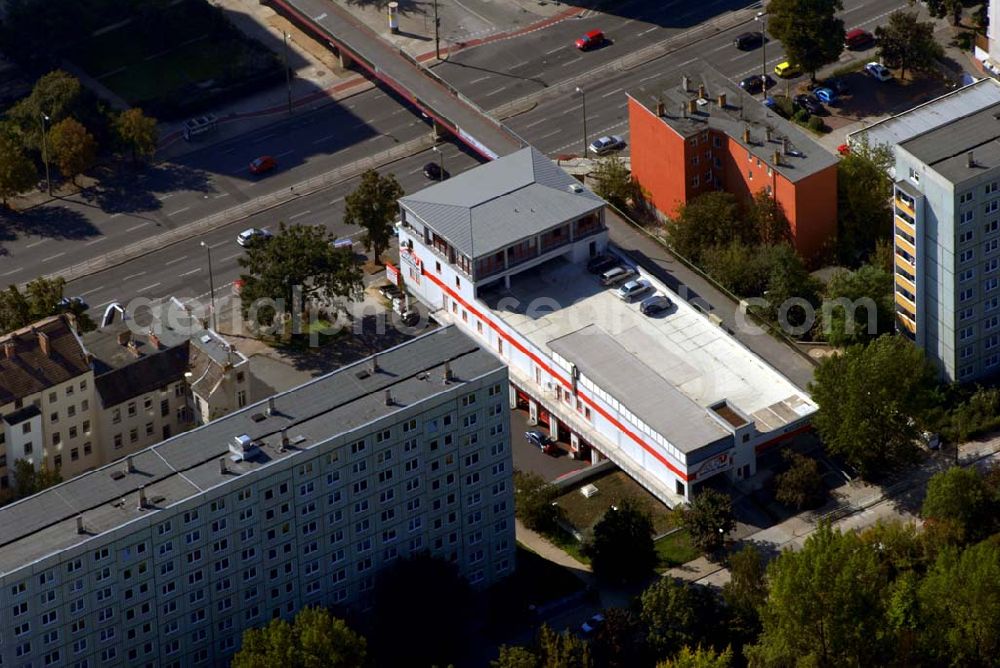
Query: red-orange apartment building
[{"left": 627, "top": 65, "right": 839, "bottom": 261}]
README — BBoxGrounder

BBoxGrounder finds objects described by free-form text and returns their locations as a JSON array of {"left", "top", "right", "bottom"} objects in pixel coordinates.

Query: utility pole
[
  {"left": 201, "top": 241, "right": 218, "bottom": 331},
  {"left": 757, "top": 12, "right": 767, "bottom": 95},
  {"left": 434, "top": 0, "right": 440, "bottom": 60},
  {"left": 576, "top": 87, "right": 588, "bottom": 158},
  {"left": 433, "top": 145, "right": 446, "bottom": 179},
  {"left": 40, "top": 113, "right": 51, "bottom": 195},
  {"left": 283, "top": 31, "right": 293, "bottom": 115}
]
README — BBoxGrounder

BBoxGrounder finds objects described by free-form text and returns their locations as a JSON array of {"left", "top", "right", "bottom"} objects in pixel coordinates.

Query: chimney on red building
[
  {"left": 773, "top": 150, "right": 782, "bottom": 166},
  {"left": 742, "top": 126, "right": 751, "bottom": 144},
  {"left": 3, "top": 340, "right": 15, "bottom": 360},
  {"left": 148, "top": 331, "right": 161, "bottom": 350},
  {"left": 656, "top": 98, "right": 665, "bottom": 116},
  {"left": 681, "top": 75, "right": 690, "bottom": 92},
  {"left": 686, "top": 99, "right": 697, "bottom": 115},
  {"left": 782, "top": 137, "right": 791, "bottom": 154},
  {"left": 37, "top": 330, "right": 50, "bottom": 358},
  {"left": 716, "top": 93, "right": 726, "bottom": 108},
  {"left": 765, "top": 127, "right": 772, "bottom": 142},
  {"left": 697, "top": 84, "right": 706, "bottom": 99}
]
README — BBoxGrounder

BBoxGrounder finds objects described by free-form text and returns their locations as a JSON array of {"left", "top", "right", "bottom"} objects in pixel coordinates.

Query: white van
[{"left": 600, "top": 266, "right": 636, "bottom": 286}]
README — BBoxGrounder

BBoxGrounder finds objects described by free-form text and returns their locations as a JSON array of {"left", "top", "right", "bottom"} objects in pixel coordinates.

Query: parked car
[
  {"left": 640, "top": 293, "right": 672, "bottom": 315},
  {"left": 423, "top": 161, "right": 448, "bottom": 180},
  {"left": 865, "top": 62, "right": 893, "bottom": 82},
  {"left": 844, "top": 28, "right": 874, "bottom": 50},
  {"left": 734, "top": 31, "right": 764, "bottom": 50},
  {"left": 739, "top": 74, "right": 775, "bottom": 94},
  {"left": 575, "top": 29, "right": 604, "bottom": 50},
  {"left": 587, "top": 254, "right": 618, "bottom": 274},
  {"left": 57, "top": 296, "right": 88, "bottom": 311},
  {"left": 793, "top": 93, "right": 825, "bottom": 116},
  {"left": 249, "top": 155, "right": 277, "bottom": 175},
  {"left": 580, "top": 613, "right": 606, "bottom": 636},
  {"left": 774, "top": 61, "right": 800, "bottom": 78},
  {"left": 617, "top": 279, "right": 651, "bottom": 302},
  {"left": 525, "top": 430, "right": 557, "bottom": 454},
  {"left": 813, "top": 87, "right": 837, "bottom": 104},
  {"left": 588, "top": 135, "right": 626, "bottom": 155},
  {"left": 236, "top": 228, "right": 273, "bottom": 247},
  {"left": 600, "top": 266, "right": 636, "bottom": 286}
]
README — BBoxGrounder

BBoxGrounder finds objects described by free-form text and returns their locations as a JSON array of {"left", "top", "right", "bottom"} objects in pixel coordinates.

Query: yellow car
[{"left": 774, "top": 61, "right": 800, "bottom": 78}]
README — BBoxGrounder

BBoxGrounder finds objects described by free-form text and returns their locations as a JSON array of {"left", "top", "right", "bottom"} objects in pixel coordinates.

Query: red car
[
  {"left": 575, "top": 29, "right": 604, "bottom": 50},
  {"left": 249, "top": 155, "right": 277, "bottom": 175}
]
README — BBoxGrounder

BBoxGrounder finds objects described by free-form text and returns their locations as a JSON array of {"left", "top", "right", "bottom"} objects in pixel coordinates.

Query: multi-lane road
[{"left": 5, "top": 0, "right": 910, "bottom": 312}]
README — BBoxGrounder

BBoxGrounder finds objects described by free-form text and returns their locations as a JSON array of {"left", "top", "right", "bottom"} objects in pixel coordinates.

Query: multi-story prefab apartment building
[
  {"left": 0, "top": 326, "right": 514, "bottom": 668},
  {"left": 849, "top": 78, "right": 1000, "bottom": 381}
]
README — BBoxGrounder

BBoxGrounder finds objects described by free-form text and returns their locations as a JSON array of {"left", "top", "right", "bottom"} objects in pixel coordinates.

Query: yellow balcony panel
[
  {"left": 895, "top": 273, "right": 916, "bottom": 294},
  {"left": 895, "top": 254, "right": 916, "bottom": 273},
  {"left": 897, "top": 315, "right": 916, "bottom": 333},
  {"left": 895, "top": 198, "right": 915, "bottom": 218},
  {"left": 895, "top": 216, "right": 915, "bottom": 237},
  {"left": 895, "top": 292, "right": 916, "bottom": 313},
  {"left": 896, "top": 235, "right": 916, "bottom": 256}
]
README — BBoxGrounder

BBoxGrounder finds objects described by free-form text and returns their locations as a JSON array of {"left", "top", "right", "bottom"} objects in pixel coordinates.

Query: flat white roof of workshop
[{"left": 478, "top": 257, "right": 815, "bottom": 453}]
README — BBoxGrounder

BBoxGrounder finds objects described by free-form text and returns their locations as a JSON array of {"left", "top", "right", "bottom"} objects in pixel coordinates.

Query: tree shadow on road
[
  {"left": 78, "top": 162, "right": 216, "bottom": 215},
  {"left": 1, "top": 205, "right": 99, "bottom": 242}
]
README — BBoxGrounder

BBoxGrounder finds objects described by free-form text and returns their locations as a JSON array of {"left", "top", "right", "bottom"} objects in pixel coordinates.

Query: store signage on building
[
  {"left": 386, "top": 262, "right": 400, "bottom": 285},
  {"left": 694, "top": 452, "right": 731, "bottom": 479},
  {"left": 400, "top": 248, "right": 422, "bottom": 285}
]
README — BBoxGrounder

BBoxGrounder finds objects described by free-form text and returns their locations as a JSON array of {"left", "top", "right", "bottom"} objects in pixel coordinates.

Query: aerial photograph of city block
[{"left": 1, "top": 0, "right": 999, "bottom": 664}]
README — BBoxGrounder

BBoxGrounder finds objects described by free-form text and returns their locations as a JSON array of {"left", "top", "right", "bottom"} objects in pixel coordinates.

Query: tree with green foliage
[
  {"left": 641, "top": 578, "right": 723, "bottom": 661},
  {"left": 859, "top": 520, "right": 929, "bottom": 578},
  {"left": 512, "top": 469, "right": 562, "bottom": 533},
  {"left": 681, "top": 489, "right": 734, "bottom": 553},
  {"left": 0, "top": 134, "right": 38, "bottom": 207},
  {"left": 875, "top": 11, "right": 943, "bottom": 80},
  {"left": 722, "top": 545, "right": 767, "bottom": 649},
  {"left": 747, "top": 190, "right": 791, "bottom": 247},
  {"left": 343, "top": 168, "right": 404, "bottom": 264},
  {"left": 115, "top": 108, "right": 158, "bottom": 162},
  {"left": 921, "top": 467, "right": 995, "bottom": 544},
  {"left": 884, "top": 570, "right": 924, "bottom": 666},
  {"left": 373, "top": 553, "right": 472, "bottom": 667},
  {"left": 746, "top": 523, "right": 889, "bottom": 667},
  {"left": 11, "top": 459, "right": 62, "bottom": 499},
  {"left": 592, "top": 155, "right": 639, "bottom": 210},
  {"left": 766, "top": 0, "right": 845, "bottom": 81},
  {"left": 9, "top": 70, "right": 82, "bottom": 130},
  {"left": 582, "top": 497, "right": 656, "bottom": 583},
  {"left": 821, "top": 265, "right": 895, "bottom": 346},
  {"left": 774, "top": 451, "right": 826, "bottom": 510},
  {"left": 657, "top": 645, "right": 733, "bottom": 668},
  {"left": 238, "top": 223, "right": 362, "bottom": 328},
  {"left": 919, "top": 541, "right": 1000, "bottom": 666},
  {"left": 759, "top": 243, "right": 822, "bottom": 334},
  {"left": 231, "top": 606, "right": 367, "bottom": 668},
  {"left": 49, "top": 117, "right": 96, "bottom": 185},
  {"left": 837, "top": 135, "right": 894, "bottom": 264},
  {"left": 700, "top": 242, "right": 772, "bottom": 298},
  {"left": 492, "top": 625, "right": 593, "bottom": 668},
  {"left": 590, "top": 607, "right": 650, "bottom": 668},
  {"left": 0, "top": 277, "right": 95, "bottom": 336},
  {"left": 667, "top": 192, "right": 750, "bottom": 262},
  {"left": 810, "top": 335, "right": 937, "bottom": 479}
]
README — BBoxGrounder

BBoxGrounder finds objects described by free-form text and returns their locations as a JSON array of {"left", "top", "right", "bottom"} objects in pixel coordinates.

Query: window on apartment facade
[
  {"left": 960, "top": 191, "right": 974, "bottom": 204},
  {"left": 237, "top": 391, "right": 247, "bottom": 408},
  {"left": 128, "top": 402, "right": 136, "bottom": 417},
  {"left": 114, "top": 434, "right": 123, "bottom": 449}
]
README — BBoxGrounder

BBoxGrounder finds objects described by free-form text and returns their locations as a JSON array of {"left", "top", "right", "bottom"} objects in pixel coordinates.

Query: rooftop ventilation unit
[
  {"left": 568, "top": 183, "right": 584, "bottom": 194},
  {"left": 580, "top": 484, "right": 599, "bottom": 499},
  {"left": 229, "top": 434, "right": 259, "bottom": 461}
]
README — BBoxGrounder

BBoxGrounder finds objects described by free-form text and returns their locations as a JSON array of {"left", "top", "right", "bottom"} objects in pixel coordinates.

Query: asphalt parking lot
[{"left": 510, "top": 406, "right": 590, "bottom": 482}]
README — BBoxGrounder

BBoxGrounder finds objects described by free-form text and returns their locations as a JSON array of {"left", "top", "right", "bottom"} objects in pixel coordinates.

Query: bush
[
  {"left": 513, "top": 470, "right": 562, "bottom": 533},
  {"left": 775, "top": 452, "right": 826, "bottom": 510},
  {"left": 770, "top": 95, "right": 796, "bottom": 119},
  {"left": 792, "top": 109, "right": 811, "bottom": 124},
  {"left": 807, "top": 115, "right": 826, "bottom": 132}
]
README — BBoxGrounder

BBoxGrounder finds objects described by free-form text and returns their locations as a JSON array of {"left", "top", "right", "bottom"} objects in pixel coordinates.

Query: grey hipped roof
[
  {"left": 399, "top": 147, "right": 605, "bottom": 258},
  {"left": 547, "top": 325, "right": 731, "bottom": 454}
]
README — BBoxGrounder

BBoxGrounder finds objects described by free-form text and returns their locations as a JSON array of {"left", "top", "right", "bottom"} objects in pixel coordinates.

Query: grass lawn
[
  {"left": 655, "top": 529, "right": 700, "bottom": 568},
  {"left": 543, "top": 525, "right": 591, "bottom": 565},
  {"left": 555, "top": 470, "right": 679, "bottom": 535}
]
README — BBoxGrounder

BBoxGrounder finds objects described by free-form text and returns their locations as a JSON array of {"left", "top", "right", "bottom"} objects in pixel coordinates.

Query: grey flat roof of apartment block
[
  {"left": 627, "top": 62, "right": 838, "bottom": 182},
  {"left": 0, "top": 326, "right": 504, "bottom": 576},
  {"left": 900, "top": 103, "right": 1000, "bottom": 184},
  {"left": 399, "top": 146, "right": 605, "bottom": 258}
]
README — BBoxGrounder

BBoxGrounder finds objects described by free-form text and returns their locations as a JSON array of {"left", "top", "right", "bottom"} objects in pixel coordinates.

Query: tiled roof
[{"left": 0, "top": 316, "right": 90, "bottom": 405}]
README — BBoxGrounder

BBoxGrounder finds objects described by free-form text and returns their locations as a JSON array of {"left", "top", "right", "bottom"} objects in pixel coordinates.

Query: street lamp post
[
  {"left": 283, "top": 31, "right": 293, "bottom": 115},
  {"left": 200, "top": 241, "right": 218, "bottom": 331},
  {"left": 433, "top": 145, "right": 445, "bottom": 180},
  {"left": 40, "top": 113, "right": 51, "bottom": 195},
  {"left": 756, "top": 12, "right": 767, "bottom": 95},
  {"left": 433, "top": 0, "right": 440, "bottom": 60},
  {"left": 575, "top": 86, "right": 588, "bottom": 158}
]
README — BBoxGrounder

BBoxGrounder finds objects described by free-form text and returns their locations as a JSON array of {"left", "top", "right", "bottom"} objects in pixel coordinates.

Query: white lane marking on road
[
  {"left": 214, "top": 192, "right": 229, "bottom": 199},
  {"left": 110, "top": 213, "right": 121, "bottom": 218},
  {"left": 469, "top": 75, "right": 491, "bottom": 85},
  {"left": 126, "top": 222, "right": 151, "bottom": 232},
  {"left": 42, "top": 252, "right": 66, "bottom": 262},
  {"left": 452, "top": 0, "right": 493, "bottom": 25},
  {"left": 537, "top": 128, "right": 562, "bottom": 140},
  {"left": 136, "top": 282, "right": 162, "bottom": 294},
  {"left": 601, "top": 87, "right": 623, "bottom": 99},
  {"left": 0, "top": 267, "right": 22, "bottom": 277},
  {"left": 544, "top": 46, "right": 563, "bottom": 56},
  {"left": 275, "top": 149, "right": 295, "bottom": 158},
  {"left": 312, "top": 134, "right": 338, "bottom": 145},
  {"left": 123, "top": 271, "right": 146, "bottom": 281},
  {"left": 76, "top": 285, "right": 105, "bottom": 298},
  {"left": 220, "top": 253, "right": 242, "bottom": 262},
  {"left": 206, "top": 241, "right": 227, "bottom": 249},
  {"left": 313, "top": 12, "right": 327, "bottom": 20},
  {"left": 288, "top": 210, "right": 311, "bottom": 220},
  {"left": 156, "top": 193, "right": 175, "bottom": 201},
  {"left": 639, "top": 26, "right": 658, "bottom": 35},
  {"left": 165, "top": 255, "right": 189, "bottom": 266},
  {"left": 169, "top": 206, "right": 191, "bottom": 216},
  {"left": 524, "top": 117, "right": 550, "bottom": 129},
  {"left": 94, "top": 299, "right": 115, "bottom": 310},
  {"left": 25, "top": 239, "right": 47, "bottom": 248},
  {"left": 179, "top": 268, "right": 201, "bottom": 277},
  {"left": 329, "top": 197, "right": 344, "bottom": 206},
  {"left": 483, "top": 86, "right": 507, "bottom": 97},
  {"left": 85, "top": 237, "right": 107, "bottom": 246},
  {"left": 560, "top": 56, "right": 582, "bottom": 67}
]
